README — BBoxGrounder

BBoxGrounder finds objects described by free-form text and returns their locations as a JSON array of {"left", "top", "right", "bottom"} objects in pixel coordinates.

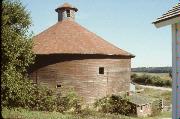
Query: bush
[
  {"left": 28, "top": 85, "right": 56, "bottom": 111},
  {"left": 131, "top": 74, "right": 138, "bottom": 80},
  {"left": 131, "top": 74, "right": 172, "bottom": 87},
  {"left": 94, "top": 95, "right": 134, "bottom": 116},
  {"left": 151, "top": 99, "right": 162, "bottom": 116},
  {"left": 2, "top": 81, "right": 57, "bottom": 111},
  {"left": 94, "top": 96, "right": 112, "bottom": 113},
  {"left": 1, "top": 77, "right": 35, "bottom": 108},
  {"left": 2, "top": 79, "right": 82, "bottom": 113},
  {"left": 56, "top": 90, "right": 82, "bottom": 113}
]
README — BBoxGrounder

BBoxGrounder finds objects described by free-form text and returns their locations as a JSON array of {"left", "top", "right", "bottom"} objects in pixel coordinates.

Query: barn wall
[{"left": 29, "top": 54, "right": 131, "bottom": 104}]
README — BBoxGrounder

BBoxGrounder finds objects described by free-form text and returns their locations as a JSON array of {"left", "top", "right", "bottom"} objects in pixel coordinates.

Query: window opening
[
  {"left": 66, "top": 10, "right": 70, "bottom": 17},
  {"left": 57, "top": 84, "right": 61, "bottom": 88},
  {"left": 99, "top": 67, "right": 104, "bottom": 74},
  {"left": 140, "top": 106, "right": 143, "bottom": 110}
]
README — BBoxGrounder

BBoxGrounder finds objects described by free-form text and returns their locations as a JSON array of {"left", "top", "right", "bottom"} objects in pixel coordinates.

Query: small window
[
  {"left": 57, "top": 84, "right": 61, "bottom": 88},
  {"left": 99, "top": 67, "right": 104, "bottom": 74},
  {"left": 140, "top": 106, "right": 143, "bottom": 110},
  {"left": 66, "top": 10, "right": 70, "bottom": 17}
]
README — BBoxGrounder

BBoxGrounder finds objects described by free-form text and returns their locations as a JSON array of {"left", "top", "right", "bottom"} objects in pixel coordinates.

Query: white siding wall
[{"left": 177, "top": 22, "right": 180, "bottom": 118}]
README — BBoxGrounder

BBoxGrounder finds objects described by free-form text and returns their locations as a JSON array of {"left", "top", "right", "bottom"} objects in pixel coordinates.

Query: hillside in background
[{"left": 132, "top": 67, "right": 172, "bottom": 73}]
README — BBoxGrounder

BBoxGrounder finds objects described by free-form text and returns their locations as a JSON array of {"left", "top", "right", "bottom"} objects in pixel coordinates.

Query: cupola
[{"left": 55, "top": 3, "right": 78, "bottom": 22}]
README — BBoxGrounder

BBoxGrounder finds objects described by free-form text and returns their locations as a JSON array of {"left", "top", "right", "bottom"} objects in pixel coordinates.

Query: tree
[{"left": 1, "top": 0, "right": 35, "bottom": 108}]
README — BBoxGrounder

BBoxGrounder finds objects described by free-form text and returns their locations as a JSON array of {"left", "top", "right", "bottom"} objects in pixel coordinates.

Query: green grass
[
  {"left": 2, "top": 108, "right": 75, "bottom": 119},
  {"left": 136, "top": 86, "right": 172, "bottom": 106},
  {"left": 2, "top": 107, "right": 171, "bottom": 119}
]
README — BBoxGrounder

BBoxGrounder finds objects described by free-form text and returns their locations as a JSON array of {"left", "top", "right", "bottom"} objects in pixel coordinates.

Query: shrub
[
  {"left": 131, "top": 74, "right": 138, "bottom": 80},
  {"left": 28, "top": 86, "right": 56, "bottom": 111},
  {"left": 94, "top": 95, "right": 133, "bottom": 116},
  {"left": 164, "top": 80, "right": 172, "bottom": 87},
  {"left": 2, "top": 79, "right": 82, "bottom": 113},
  {"left": 27, "top": 86, "right": 82, "bottom": 113},
  {"left": 94, "top": 96, "right": 112, "bottom": 113},
  {"left": 1, "top": 77, "right": 35, "bottom": 108},
  {"left": 151, "top": 99, "right": 162, "bottom": 116},
  {"left": 131, "top": 74, "right": 172, "bottom": 87},
  {"left": 56, "top": 90, "right": 82, "bottom": 113}
]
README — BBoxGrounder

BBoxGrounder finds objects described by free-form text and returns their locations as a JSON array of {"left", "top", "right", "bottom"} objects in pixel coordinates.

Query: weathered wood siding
[{"left": 29, "top": 54, "right": 131, "bottom": 104}]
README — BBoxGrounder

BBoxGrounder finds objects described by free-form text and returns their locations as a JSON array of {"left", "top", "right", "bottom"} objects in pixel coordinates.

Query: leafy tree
[{"left": 1, "top": 0, "right": 35, "bottom": 108}]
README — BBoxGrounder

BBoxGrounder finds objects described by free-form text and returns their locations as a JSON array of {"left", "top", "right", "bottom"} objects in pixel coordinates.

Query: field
[
  {"left": 132, "top": 72, "right": 171, "bottom": 80},
  {"left": 134, "top": 72, "right": 172, "bottom": 105},
  {"left": 136, "top": 86, "right": 172, "bottom": 104}
]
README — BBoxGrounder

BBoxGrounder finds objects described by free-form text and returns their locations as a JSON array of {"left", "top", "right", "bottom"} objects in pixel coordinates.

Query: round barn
[{"left": 29, "top": 3, "right": 135, "bottom": 104}]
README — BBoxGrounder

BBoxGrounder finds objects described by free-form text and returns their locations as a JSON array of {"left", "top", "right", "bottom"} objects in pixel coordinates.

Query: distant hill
[{"left": 131, "top": 67, "right": 172, "bottom": 73}]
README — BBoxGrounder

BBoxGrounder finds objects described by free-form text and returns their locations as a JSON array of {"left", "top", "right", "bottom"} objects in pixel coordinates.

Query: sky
[{"left": 21, "top": 0, "right": 179, "bottom": 68}]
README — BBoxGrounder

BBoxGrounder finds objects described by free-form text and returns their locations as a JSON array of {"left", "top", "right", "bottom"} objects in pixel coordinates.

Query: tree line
[{"left": 132, "top": 67, "right": 172, "bottom": 73}]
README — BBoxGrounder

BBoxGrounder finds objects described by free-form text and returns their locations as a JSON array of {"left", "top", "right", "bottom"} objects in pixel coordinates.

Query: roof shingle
[
  {"left": 33, "top": 19, "right": 134, "bottom": 57},
  {"left": 153, "top": 3, "right": 180, "bottom": 24}
]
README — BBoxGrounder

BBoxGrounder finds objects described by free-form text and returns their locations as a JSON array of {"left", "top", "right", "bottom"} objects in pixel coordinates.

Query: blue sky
[{"left": 21, "top": 0, "right": 179, "bottom": 68}]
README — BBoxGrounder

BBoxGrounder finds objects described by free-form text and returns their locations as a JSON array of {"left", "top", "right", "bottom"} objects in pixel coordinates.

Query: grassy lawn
[
  {"left": 132, "top": 72, "right": 171, "bottom": 80},
  {"left": 2, "top": 108, "right": 171, "bottom": 119},
  {"left": 136, "top": 85, "right": 172, "bottom": 106},
  {"left": 133, "top": 72, "right": 172, "bottom": 104},
  {"left": 2, "top": 108, "right": 74, "bottom": 119}
]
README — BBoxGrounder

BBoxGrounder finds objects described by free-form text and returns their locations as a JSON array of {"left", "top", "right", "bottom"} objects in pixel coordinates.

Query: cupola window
[{"left": 66, "top": 10, "right": 70, "bottom": 17}]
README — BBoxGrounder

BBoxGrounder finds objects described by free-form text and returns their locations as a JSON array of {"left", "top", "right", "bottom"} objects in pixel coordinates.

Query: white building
[{"left": 153, "top": 3, "right": 180, "bottom": 119}]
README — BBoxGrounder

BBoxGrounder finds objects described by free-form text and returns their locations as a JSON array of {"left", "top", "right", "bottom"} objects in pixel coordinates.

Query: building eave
[{"left": 153, "top": 15, "right": 180, "bottom": 28}]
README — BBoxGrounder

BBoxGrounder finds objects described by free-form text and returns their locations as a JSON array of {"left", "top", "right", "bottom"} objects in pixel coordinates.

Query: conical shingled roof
[{"left": 33, "top": 19, "right": 134, "bottom": 57}]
